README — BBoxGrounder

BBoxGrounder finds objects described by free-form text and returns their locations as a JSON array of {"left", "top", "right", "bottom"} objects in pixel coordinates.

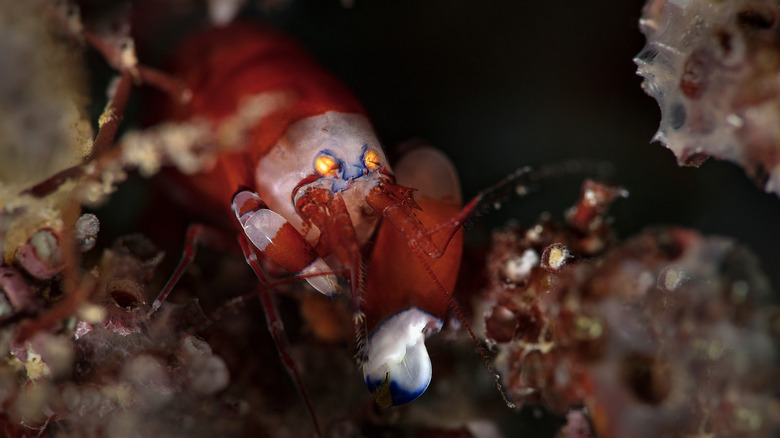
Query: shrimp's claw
[
  {"left": 362, "top": 307, "right": 442, "bottom": 407},
  {"left": 233, "top": 190, "right": 339, "bottom": 296}
]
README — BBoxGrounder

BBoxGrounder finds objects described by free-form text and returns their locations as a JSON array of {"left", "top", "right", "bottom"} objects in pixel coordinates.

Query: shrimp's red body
[{"left": 154, "top": 22, "right": 463, "bottom": 409}]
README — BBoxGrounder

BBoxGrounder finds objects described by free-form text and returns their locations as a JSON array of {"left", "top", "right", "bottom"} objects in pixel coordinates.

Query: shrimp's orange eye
[
  {"left": 364, "top": 150, "right": 381, "bottom": 170},
  {"left": 315, "top": 154, "right": 340, "bottom": 177}
]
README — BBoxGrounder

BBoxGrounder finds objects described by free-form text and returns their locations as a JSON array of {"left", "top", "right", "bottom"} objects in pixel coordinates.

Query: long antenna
[
  {"left": 422, "top": 161, "right": 614, "bottom": 256},
  {"left": 411, "top": 245, "right": 516, "bottom": 409}
]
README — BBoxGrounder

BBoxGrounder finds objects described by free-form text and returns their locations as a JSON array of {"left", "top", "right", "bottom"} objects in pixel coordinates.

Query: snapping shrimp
[{"left": 147, "top": 22, "right": 473, "bottom": 422}]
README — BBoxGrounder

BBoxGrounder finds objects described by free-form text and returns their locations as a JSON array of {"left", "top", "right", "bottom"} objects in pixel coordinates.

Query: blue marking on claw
[
  {"left": 365, "top": 375, "right": 428, "bottom": 406},
  {"left": 362, "top": 307, "right": 442, "bottom": 407}
]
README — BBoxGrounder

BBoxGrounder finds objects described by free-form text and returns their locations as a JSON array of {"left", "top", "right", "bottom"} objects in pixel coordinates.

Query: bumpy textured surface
[
  {"left": 0, "top": 0, "right": 92, "bottom": 188},
  {"left": 635, "top": 0, "right": 780, "bottom": 194},
  {"left": 484, "top": 180, "right": 780, "bottom": 437}
]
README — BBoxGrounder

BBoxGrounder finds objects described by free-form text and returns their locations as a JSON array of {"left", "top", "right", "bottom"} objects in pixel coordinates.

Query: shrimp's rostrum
[{"left": 155, "top": 22, "right": 463, "bottom": 407}]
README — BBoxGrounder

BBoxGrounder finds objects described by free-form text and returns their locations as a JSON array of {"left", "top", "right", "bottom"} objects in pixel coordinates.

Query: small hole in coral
[
  {"left": 669, "top": 103, "right": 686, "bottom": 130},
  {"left": 620, "top": 352, "right": 671, "bottom": 405},
  {"left": 716, "top": 31, "right": 733, "bottom": 54},
  {"left": 74, "top": 358, "right": 93, "bottom": 381},
  {"left": 680, "top": 50, "right": 710, "bottom": 100},
  {"left": 111, "top": 290, "right": 139, "bottom": 309},
  {"left": 485, "top": 305, "right": 519, "bottom": 343}
]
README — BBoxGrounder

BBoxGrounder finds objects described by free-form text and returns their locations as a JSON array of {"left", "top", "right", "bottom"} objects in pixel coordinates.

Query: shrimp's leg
[
  {"left": 232, "top": 191, "right": 339, "bottom": 296},
  {"left": 237, "top": 234, "right": 323, "bottom": 438},
  {"left": 148, "top": 224, "right": 229, "bottom": 317},
  {"left": 148, "top": 190, "right": 338, "bottom": 318}
]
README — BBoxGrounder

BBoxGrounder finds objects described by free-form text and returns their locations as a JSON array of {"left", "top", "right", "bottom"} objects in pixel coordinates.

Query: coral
[
  {"left": 0, "top": 0, "right": 92, "bottom": 189},
  {"left": 483, "top": 180, "right": 780, "bottom": 437},
  {"left": 635, "top": 0, "right": 780, "bottom": 194},
  {"left": 0, "top": 3, "right": 241, "bottom": 436}
]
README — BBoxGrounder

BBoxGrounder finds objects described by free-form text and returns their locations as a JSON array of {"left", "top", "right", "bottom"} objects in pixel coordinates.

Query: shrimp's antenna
[
  {"left": 198, "top": 269, "right": 347, "bottom": 330},
  {"left": 476, "top": 160, "right": 615, "bottom": 213},
  {"left": 424, "top": 160, "right": 615, "bottom": 248},
  {"left": 410, "top": 245, "right": 517, "bottom": 409}
]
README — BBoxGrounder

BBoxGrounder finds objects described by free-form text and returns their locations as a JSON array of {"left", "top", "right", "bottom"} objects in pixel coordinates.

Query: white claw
[
  {"left": 232, "top": 191, "right": 286, "bottom": 252},
  {"left": 362, "top": 307, "right": 442, "bottom": 407}
]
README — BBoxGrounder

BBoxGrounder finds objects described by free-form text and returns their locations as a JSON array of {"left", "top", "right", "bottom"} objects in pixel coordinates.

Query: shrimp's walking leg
[
  {"left": 237, "top": 234, "right": 323, "bottom": 438},
  {"left": 148, "top": 224, "right": 229, "bottom": 317},
  {"left": 149, "top": 190, "right": 339, "bottom": 318},
  {"left": 232, "top": 191, "right": 338, "bottom": 296}
]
